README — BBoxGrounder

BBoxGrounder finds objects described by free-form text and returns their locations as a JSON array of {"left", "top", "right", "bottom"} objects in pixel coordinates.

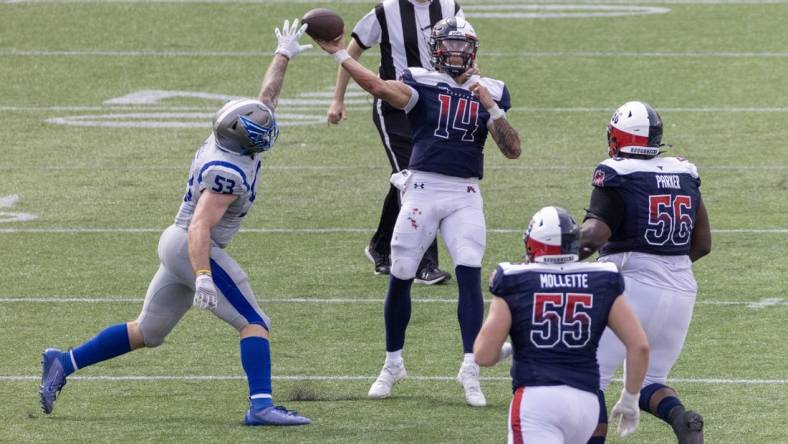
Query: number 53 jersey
[
  {"left": 490, "top": 261, "right": 625, "bottom": 394},
  {"left": 174, "top": 134, "right": 262, "bottom": 248},
  {"left": 401, "top": 67, "right": 511, "bottom": 179}
]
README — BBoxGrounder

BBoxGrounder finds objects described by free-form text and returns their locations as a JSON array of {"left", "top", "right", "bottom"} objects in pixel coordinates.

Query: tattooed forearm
[
  {"left": 258, "top": 54, "right": 290, "bottom": 110},
  {"left": 489, "top": 118, "right": 522, "bottom": 159}
]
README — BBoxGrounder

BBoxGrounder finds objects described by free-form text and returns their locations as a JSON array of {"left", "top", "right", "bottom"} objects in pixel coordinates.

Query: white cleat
[
  {"left": 457, "top": 363, "right": 487, "bottom": 407},
  {"left": 498, "top": 342, "right": 513, "bottom": 363},
  {"left": 368, "top": 362, "right": 407, "bottom": 399}
]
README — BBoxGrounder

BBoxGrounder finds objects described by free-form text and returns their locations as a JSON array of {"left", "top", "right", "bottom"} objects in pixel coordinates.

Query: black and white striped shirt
[{"left": 351, "top": 0, "right": 463, "bottom": 80}]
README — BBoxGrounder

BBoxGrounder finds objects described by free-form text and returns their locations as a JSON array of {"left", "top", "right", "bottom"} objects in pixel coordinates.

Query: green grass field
[{"left": 1, "top": 0, "right": 787, "bottom": 442}]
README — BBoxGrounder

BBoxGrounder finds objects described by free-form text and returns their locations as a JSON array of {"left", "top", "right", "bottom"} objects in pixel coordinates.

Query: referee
[{"left": 327, "top": 0, "right": 463, "bottom": 285}]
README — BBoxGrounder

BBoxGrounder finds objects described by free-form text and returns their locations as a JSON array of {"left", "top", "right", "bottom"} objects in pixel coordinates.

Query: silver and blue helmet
[{"left": 213, "top": 99, "right": 279, "bottom": 155}]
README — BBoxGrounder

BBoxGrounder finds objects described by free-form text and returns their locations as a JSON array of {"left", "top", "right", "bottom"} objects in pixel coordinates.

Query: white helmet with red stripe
[
  {"left": 524, "top": 206, "right": 580, "bottom": 264},
  {"left": 607, "top": 101, "right": 663, "bottom": 158}
]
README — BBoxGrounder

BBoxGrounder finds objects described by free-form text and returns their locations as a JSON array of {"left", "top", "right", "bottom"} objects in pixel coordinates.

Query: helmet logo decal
[{"left": 239, "top": 115, "right": 273, "bottom": 150}]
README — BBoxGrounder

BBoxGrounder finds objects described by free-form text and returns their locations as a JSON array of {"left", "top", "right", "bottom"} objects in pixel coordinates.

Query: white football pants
[
  {"left": 389, "top": 170, "right": 486, "bottom": 279},
  {"left": 597, "top": 275, "right": 696, "bottom": 390},
  {"left": 508, "top": 385, "right": 599, "bottom": 444},
  {"left": 136, "top": 224, "right": 270, "bottom": 347}
]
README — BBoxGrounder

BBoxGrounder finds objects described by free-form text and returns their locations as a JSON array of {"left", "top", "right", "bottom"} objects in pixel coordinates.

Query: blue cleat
[
  {"left": 244, "top": 405, "right": 311, "bottom": 426},
  {"left": 39, "top": 348, "right": 68, "bottom": 414}
]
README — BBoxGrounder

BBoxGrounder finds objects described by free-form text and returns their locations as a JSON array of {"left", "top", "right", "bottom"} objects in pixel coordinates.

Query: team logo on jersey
[
  {"left": 592, "top": 169, "right": 606, "bottom": 187},
  {"left": 239, "top": 115, "right": 275, "bottom": 150}
]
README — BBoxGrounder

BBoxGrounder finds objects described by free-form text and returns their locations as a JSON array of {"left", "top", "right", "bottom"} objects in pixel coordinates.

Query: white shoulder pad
[
  {"left": 406, "top": 68, "right": 451, "bottom": 86},
  {"left": 500, "top": 261, "right": 618, "bottom": 275},
  {"left": 472, "top": 76, "right": 505, "bottom": 102},
  {"left": 600, "top": 157, "right": 698, "bottom": 178},
  {"left": 662, "top": 156, "right": 700, "bottom": 179}
]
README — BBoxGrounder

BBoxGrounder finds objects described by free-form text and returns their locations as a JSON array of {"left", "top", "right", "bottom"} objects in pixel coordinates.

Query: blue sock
[
  {"left": 241, "top": 336, "right": 273, "bottom": 410},
  {"left": 59, "top": 323, "right": 131, "bottom": 376},
  {"left": 384, "top": 275, "right": 413, "bottom": 351},
  {"left": 455, "top": 266, "right": 483, "bottom": 353},
  {"left": 639, "top": 383, "right": 683, "bottom": 423}
]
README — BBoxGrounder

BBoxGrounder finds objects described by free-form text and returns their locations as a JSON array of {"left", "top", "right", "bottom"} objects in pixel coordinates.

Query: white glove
[
  {"left": 194, "top": 274, "right": 218, "bottom": 310},
  {"left": 497, "top": 342, "right": 513, "bottom": 363},
  {"left": 611, "top": 389, "right": 640, "bottom": 437},
  {"left": 274, "top": 19, "right": 312, "bottom": 60}
]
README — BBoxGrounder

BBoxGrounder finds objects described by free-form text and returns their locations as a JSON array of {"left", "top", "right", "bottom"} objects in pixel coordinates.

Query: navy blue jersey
[
  {"left": 590, "top": 156, "right": 701, "bottom": 256},
  {"left": 401, "top": 68, "right": 511, "bottom": 179},
  {"left": 490, "top": 261, "right": 624, "bottom": 394}
]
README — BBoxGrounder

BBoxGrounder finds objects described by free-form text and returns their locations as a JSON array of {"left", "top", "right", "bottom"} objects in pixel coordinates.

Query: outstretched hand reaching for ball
[{"left": 274, "top": 19, "right": 313, "bottom": 60}]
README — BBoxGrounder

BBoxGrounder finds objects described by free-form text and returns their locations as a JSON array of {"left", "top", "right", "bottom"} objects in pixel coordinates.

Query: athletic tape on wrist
[
  {"left": 333, "top": 49, "right": 351, "bottom": 64},
  {"left": 488, "top": 105, "right": 506, "bottom": 121}
]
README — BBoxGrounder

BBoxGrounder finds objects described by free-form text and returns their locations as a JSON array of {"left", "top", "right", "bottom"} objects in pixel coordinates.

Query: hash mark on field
[
  {"left": 745, "top": 298, "right": 785, "bottom": 309},
  {"left": 0, "top": 375, "right": 785, "bottom": 384}
]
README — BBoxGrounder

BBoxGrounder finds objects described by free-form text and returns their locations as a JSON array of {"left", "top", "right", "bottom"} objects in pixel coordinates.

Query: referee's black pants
[{"left": 370, "top": 97, "right": 439, "bottom": 270}]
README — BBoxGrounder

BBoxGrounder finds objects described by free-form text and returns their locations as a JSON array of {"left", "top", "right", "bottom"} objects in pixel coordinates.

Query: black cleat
[
  {"left": 414, "top": 267, "right": 451, "bottom": 285},
  {"left": 669, "top": 406, "right": 704, "bottom": 444},
  {"left": 364, "top": 246, "right": 391, "bottom": 275}
]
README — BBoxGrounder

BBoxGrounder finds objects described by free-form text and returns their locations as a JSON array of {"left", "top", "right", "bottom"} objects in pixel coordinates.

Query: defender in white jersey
[
  {"left": 314, "top": 18, "right": 521, "bottom": 407},
  {"left": 579, "top": 101, "right": 712, "bottom": 444},
  {"left": 39, "top": 20, "right": 313, "bottom": 426}
]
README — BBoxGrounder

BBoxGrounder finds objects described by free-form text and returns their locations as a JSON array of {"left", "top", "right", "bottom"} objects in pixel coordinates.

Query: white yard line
[
  {"left": 0, "top": 297, "right": 784, "bottom": 306},
  {"left": 3, "top": 0, "right": 787, "bottom": 5},
  {"left": 0, "top": 228, "right": 785, "bottom": 234},
  {"left": 3, "top": 49, "right": 788, "bottom": 59},
  {"left": 1, "top": 374, "right": 785, "bottom": 384},
  {"left": 4, "top": 105, "right": 788, "bottom": 113},
  {"left": 2, "top": 164, "right": 787, "bottom": 172}
]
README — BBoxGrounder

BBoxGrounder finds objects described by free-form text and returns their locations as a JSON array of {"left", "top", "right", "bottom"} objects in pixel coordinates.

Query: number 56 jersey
[
  {"left": 490, "top": 261, "right": 624, "bottom": 394},
  {"left": 591, "top": 156, "right": 701, "bottom": 257},
  {"left": 174, "top": 134, "right": 262, "bottom": 248}
]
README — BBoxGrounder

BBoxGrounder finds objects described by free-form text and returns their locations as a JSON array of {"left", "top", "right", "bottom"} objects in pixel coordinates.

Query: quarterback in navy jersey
[
  {"left": 38, "top": 20, "right": 313, "bottom": 426},
  {"left": 314, "top": 17, "right": 521, "bottom": 407},
  {"left": 580, "top": 101, "right": 711, "bottom": 444},
  {"left": 475, "top": 206, "right": 649, "bottom": 444}
]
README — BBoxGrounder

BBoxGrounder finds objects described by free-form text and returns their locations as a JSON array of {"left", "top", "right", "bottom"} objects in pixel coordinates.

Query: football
[{"left": 302, "top": 8, "right": 344, "bottom": 41}]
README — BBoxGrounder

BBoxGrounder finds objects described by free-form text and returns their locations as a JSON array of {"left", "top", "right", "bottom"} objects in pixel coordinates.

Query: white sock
[
  {"left": 463, "top": 353, "right": 476, "bottom": 366},
  {"left": 386, "top": 350, "right": 403, "bottom": 366}
]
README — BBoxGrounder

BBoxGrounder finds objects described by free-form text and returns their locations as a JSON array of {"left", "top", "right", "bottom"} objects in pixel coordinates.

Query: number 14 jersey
[{"left": 401, "top": 68, "right": 511, "bottom": 179}]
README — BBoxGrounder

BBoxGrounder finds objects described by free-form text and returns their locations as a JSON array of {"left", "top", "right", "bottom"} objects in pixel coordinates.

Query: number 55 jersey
[
  {"left": 401, "top": 67, "right": 511, "bottom": 179},
  {"left": 489, "top": 261, "right": 625, "bottom": 393}
]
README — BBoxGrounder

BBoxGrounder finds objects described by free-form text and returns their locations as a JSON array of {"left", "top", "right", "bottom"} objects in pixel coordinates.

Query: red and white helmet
[
  {"left": 524, "top": 206, "right": 580, "bottom": 264},
  {"left": 607, "top": 101, "right": 663, "bottom": 158}
]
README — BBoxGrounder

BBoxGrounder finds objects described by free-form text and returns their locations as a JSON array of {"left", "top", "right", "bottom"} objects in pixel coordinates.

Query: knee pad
[
  {"left": 453, "top": 243, "right": 484, "bottom": 268},
  {"left": 390, "top": 233, "right": 423, "bottom": 279},
  {"left": 137, "top": 316, "right": 168, "bottom": 348},
  {"left": 390, "top": 257, "right": 418, "bottom": 280}
]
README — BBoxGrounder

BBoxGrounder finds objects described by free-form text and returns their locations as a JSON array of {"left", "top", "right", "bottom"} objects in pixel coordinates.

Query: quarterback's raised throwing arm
[{"left": 314, "top": 29, "right": 520, "bottom": 160}]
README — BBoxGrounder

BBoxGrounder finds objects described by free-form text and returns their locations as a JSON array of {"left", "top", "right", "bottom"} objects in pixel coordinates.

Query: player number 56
[{"left": 645, "top": 194, "right": 693, "bottom": 246}]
